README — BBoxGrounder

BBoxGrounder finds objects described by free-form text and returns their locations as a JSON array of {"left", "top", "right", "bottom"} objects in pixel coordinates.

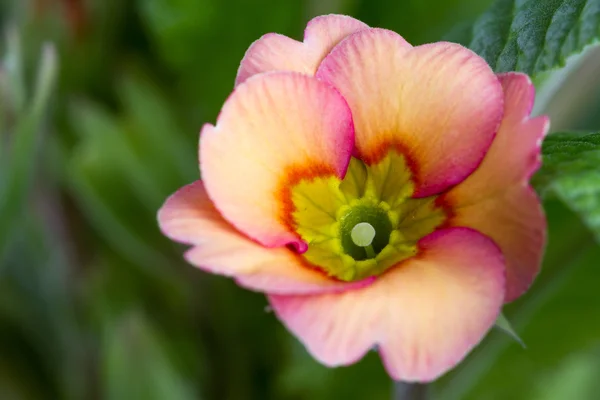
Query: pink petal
[
  {"left": 201, "top": 72, "right": 354, "bottom": 251},
  {"left": 270, "top": 228, "right": 506, "bottom": 381},
  {"left": 441, "top": 72, "right": 549, "bottom": 302},
  {"left": 316, "top": 29, "right": 504, "bottom": 197},
  {"left": 236, "top": 14, "right": 369, "bottom": 85},
  {"left": 158, "top": 181, "right": 370, "bottom": 294}
]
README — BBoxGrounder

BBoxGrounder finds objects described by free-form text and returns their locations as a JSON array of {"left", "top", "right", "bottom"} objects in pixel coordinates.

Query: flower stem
[{"left": 393, "top": 382, "right": 428, "bottom": 400}]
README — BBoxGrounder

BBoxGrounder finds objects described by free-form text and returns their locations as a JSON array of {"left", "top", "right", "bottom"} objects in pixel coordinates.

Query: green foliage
[
  {"left": 102, "top": 312, "right": 196, "bottom": 400},
  {"left": 280, "top": 347, "right": 390, "bottom": 400},
  {"left": 533, "top": 132, "right": 600, "bottom": 240},
  {"left": 353, "top": 0, "right": 493, "bottom": 44},
  {"left": 0, "top": 34, "right": 58, "bottom": 258},
  {"left": 530, "top": 348, "right": 600, "bottom": 400},
  {"left": 2, "top": 0, "right": 600, "bottom": 399},
  {"left": 67, "top": 100, "right": 172, "bottom": 270},
  {"left": 452, "top": 0, "right": 600, "bottom": 77},
  {"left": 138, "top": 0, "right": 305, "bottom": 119}
]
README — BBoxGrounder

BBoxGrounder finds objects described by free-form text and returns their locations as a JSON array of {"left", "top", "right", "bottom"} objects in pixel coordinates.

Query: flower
[{"left": 158, "top": 14, "right": 548, "bottom": 381}]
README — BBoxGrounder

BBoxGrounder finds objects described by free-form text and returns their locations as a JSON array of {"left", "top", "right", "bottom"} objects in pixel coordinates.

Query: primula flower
[{"left": 158, "top": 15, "right": 548, "bottom": 381}]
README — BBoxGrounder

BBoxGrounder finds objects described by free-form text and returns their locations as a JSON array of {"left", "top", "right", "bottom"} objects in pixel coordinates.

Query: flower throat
[{"left": 288, "top": 150, "right": 446, "bottom": 282}]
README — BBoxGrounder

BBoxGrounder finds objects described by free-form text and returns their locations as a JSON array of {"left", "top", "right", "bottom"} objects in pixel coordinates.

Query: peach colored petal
[
  {"left": 443, "top": 187, "right": 545, "bottom": 302},
  {"left": 201, "top": 72, "right": 354, "bottom": 250},
  {"left": 444, "top": 73, "right": 550, "bottom": 204},
  {"left": 158, "top": 181, "right": 370, "bottom": 294},
  {"left": 316, "top": 29, "right": 504, "bottom": 197},
  {"left": 441, "top": 73, "right": 548, "bottom": 302},
  {"left": 236, "top": 14, "right": 368, "bottom": 85},
  {"left": 270, "top": 228, "right": 506, "bottom": 381}
]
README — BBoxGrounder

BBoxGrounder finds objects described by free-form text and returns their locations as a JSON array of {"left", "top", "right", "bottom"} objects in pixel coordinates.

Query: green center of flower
[
  {"left": 341, "top": 204, "right": 392, "bottom": 260},
  {"left": 290, "top": 149, "right": 446, "bottom": 282}
]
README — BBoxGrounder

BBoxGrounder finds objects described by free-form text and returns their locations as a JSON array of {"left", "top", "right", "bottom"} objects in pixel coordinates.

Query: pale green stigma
[
  {"left": 351, "top": 222, "right": 376, "bottom": 246},
  {"left": 351, "top": 222, "right": 377, "bottom": 259}
]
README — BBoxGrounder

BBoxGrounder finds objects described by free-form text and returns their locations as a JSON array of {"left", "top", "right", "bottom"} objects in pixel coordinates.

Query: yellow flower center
[{"left": 288, "top": 149, "right": 447, "bottom": 282}]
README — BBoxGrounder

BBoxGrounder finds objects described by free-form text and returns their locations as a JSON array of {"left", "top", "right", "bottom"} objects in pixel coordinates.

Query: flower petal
[
  {"left": 316, "top": 29, "right": 504, "bottom": 197},
  {"left": 443, "top": 73, "right": 549, "bottom": 204},
  {"left": 158, "top": 181, "right": 370, "bottom": 294},
  {"left": 270, "top": 228, "right": 506, "bottom": 381},
  {"left": 201, "top": 72, "right": 354, "bottom": 250},
  {"left": 441, "top": 72, "right": 548, "bottom": 302},
  {"left": 236, "top": 14, "right": 368, "bottom": 85},
  {"left": 443, "top": 187, "right": 545, "bottom": 302}
]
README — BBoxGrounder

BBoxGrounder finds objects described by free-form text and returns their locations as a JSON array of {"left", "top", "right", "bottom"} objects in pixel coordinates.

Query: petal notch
[{"left": 236, "top": 14, "right": 368, "bottom": 85}]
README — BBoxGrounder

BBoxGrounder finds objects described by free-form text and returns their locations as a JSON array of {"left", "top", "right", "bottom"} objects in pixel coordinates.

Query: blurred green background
[{"left": 1, "top": 0, "right": 600, "bottom": 399}]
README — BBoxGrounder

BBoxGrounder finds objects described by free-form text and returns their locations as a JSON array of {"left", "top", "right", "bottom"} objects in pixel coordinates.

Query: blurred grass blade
[
  {"left": 66, "top": 100, "right": 174, "bottom": 273},
  {"left": 0, "top": 41, "right": 58, "bottom": 257},
  {"left": 119, "top": 71, "right": 197, "bottom": 187},
  {"left": 30, "top": 44, "right": 59, "bottom": 122},
  {"left": 66, "top": 159, "right": 170, "bottom": 272},
  {"left": 3, "top": 28, "right": 26, "bottom": 114},
  {"left": 69, "top": 101, "right": 165, "bottom": 210}
]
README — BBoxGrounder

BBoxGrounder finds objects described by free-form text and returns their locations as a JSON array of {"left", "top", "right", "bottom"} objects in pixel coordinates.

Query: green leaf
[
  {"left": 533, "top": 132, "right": 600, "bottom": 241},
  {"left": 494, "top": 313, "right": 525, "bottom": 348},
  {"left": 457, "top": 0, "right": 600, "bottom": 76}
]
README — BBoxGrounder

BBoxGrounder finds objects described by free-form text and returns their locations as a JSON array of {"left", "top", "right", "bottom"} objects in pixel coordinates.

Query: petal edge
[
  {"left": 201, "top": 72, "right": 355, "bottom": 250},
  {"left": 236, "top": 14, "right": 369, "bottom": 85},
  {"left": 159, "top": 180, "right": 369, "bottom": 295},
  {"left": 316, "top": 30, "right": 504, "bottom": 197},
  {"left": 270, "top": 227, "right": 506, "bottom": 381}
]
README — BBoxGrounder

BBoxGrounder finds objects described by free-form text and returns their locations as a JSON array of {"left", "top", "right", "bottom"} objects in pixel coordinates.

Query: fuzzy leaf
[
  {"left": 534, "top": 132, "right": 600, "bottom": 241},
  {"left": 456, "top": 0, "right": 600, "bottom": 76}
]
